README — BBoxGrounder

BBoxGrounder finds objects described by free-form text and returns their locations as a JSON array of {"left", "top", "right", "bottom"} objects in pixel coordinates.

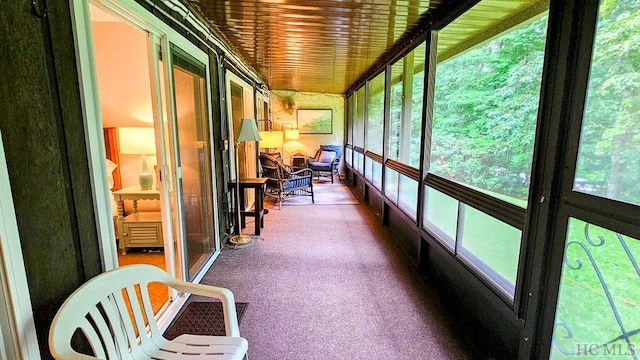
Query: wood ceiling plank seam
[
  {"left": 186, "top": 0, "right": 540, "bottom": 94},
  {"left": 437, "top": 0, "right": 549, "bottom": 62}
]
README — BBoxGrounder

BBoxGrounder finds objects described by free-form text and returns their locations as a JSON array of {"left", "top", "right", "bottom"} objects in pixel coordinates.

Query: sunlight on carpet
[{"left": 265, "top": 182, "right": 359, "bottom": 207}]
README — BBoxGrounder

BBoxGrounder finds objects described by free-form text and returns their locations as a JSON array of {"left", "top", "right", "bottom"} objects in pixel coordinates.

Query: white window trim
[
  {"left": 69, "top": 0, "right": 216, "bottom": 330},
  {"left": 225, "top": 71, "right": 256, "bottom": 181},
  {"left": 69, "top": 0, "right": 213, "bottom": 272},
  {"left": 0, "top": 131, "right": 41, "bottom": 359}
]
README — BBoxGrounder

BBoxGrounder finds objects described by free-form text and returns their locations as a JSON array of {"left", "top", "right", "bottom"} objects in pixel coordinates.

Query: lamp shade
[
  {"left": 258, "top": 131, "right": 284, "bottom": 148},
  {"left": 281, "top": 122, "right": 299, "bottom": 140},
  {"left": 118, "top": 127, "right": 156, "bottom": 190},
  {"left": 284, "top": 129, "right": 300, "bottom": 140},
  {"left": 236, "top": 119, "right": 262, "bottom": 142},
  {"left": 118, "top": 127, "right": 156, "bottom": 155}
]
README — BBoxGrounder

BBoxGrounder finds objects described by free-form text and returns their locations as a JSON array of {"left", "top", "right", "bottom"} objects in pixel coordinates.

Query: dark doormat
[{"left": 163, "top": 301, "right": 248, "bottom": 340}]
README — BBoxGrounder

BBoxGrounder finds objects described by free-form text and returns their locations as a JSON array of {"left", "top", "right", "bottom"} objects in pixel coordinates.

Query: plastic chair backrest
[{"left": 48, "top": 265, "right": 178, "bottom": 359}]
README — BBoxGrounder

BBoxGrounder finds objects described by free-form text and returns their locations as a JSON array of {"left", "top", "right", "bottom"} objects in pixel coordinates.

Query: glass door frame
[
  {"left": 225, "top": 71, "right": 256, "bottom": 182},
  {"left": 162, "top": 44, "right": 221, "bottom": 282},
  {"left": 70, "top": 0, "right": 220, "bottom": 323},
  {"left": 149, "top": 35, "right": 178, "bottom": 282},
  {"left": 519, "top": 1, "right": 640, "bottom": 358},
  {"left": 0, "top": 131, "right": 40, "bottom": 359}
]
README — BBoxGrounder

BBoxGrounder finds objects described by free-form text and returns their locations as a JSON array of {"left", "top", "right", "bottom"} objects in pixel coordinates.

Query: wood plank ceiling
[
  {"left": 182, "top": 0, "right": 548, "bottom": 94},
  {"left": 182, "top": 0, "right": 438, "bottom": 94}
]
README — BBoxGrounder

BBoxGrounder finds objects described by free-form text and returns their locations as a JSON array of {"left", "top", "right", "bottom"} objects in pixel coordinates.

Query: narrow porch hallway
[{"left": 198, "top": 182, "right": 480, "bottom": 359}]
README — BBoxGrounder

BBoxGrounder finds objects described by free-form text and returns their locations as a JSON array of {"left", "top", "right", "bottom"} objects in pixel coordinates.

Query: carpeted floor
[
  {"left": 197, "top": 181, "right": 479, "bottom": 359},
  {"left": 265, "top": 180, "right": 360, "bottom": 207},
  {"left": 164, "top": 302, "right": 248, "bottom": 339}
]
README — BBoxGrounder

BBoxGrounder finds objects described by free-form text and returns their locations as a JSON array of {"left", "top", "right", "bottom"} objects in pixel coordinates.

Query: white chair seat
[
  {"left": 48, "top": 264, "right": 248, "bottom": 360},
  {"left": 153, "top": 334, "right": 248, "bottom": 359}
]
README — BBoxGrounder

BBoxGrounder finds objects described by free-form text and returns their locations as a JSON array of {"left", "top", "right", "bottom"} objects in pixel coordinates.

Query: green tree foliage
[
  {"left": 576, "top": 0, "right": 640, "bottom": 205},
  {"left": 367, "top": 72, "right": 385, "bottom": 155},
  {"left": 386, "top": 45, "right": 426, "bottom": 169},
  {"left": 430, "top": 16, "right": 548, "bottom": 201}
]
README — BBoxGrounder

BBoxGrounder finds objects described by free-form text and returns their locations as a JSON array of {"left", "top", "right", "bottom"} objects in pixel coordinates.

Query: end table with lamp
[
  {"left": 228, "top": 178, "right": 268, "bottom": 236},
  {"left": 291, "top": 151, "right": 308, "bottom": 171},
  {"left": 112, "top": 186, "right": 162, "bottom": 255},
  {"left": 229, "top": 119, "right": 263, "bottom": 246}
]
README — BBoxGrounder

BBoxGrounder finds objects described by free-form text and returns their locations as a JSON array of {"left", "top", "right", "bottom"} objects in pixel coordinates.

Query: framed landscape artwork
[{"left": 297, "top": 109, "right": 333, "bottom": 134}]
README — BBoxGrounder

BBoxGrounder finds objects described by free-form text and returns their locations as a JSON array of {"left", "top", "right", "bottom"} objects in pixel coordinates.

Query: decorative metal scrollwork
[
  {"left": 552, "top": 223, "right": 639, "bottom": 360},
  {"left": 552, "top": 323, "right": 576, "bottom": 355}
]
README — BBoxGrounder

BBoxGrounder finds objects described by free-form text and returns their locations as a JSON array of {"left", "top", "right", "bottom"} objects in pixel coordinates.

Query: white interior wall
[{"left": 92, "top": 10, "right": 159, "bottom": 212}]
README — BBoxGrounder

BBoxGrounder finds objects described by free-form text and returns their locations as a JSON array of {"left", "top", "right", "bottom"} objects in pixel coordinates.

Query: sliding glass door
[
  {"left": 72, "top": 0, "right": 222, "bottom": 292},
  {"left": 167, "top": 46, "right": 217, "bottom": 281}
]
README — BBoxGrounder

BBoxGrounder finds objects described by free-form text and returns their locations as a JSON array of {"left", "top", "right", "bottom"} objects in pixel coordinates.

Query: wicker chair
[
  {"left": 259, "top": 154, "right": 314, "bottom": 209},
  {"left": 308, "top": 145, "right": 342, "bottom": 183}
]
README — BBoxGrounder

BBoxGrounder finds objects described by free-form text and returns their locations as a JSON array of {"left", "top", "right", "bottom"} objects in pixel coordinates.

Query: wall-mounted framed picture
[{"left": 297, "top": 109, "right": 333, "bottom": 134}]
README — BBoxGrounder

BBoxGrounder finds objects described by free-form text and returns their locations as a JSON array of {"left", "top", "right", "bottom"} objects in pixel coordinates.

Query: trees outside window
[
  {"left": 574, "top": 0, "right": 640, "bottom": 206},
  {"left": 388, "top": 43, "right": 426, "bottom": 168},
  {"left": 430, "top": 15, "right": 549, "bottom": 205},
  {"left": 366, "top": 72, "right": 385, "bottom": 155}
]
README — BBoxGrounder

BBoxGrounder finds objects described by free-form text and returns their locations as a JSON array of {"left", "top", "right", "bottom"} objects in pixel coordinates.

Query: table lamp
[
  {"left": 230, "top": 119, "right": 262, "bottom": 246},
  {"left": 282, "top": 122, "right": 303, "bottom": 159},
  {"left": 257, "top": 119, "right": 283, "bottom": 154},
  {"left": 258, "top": 131, "right": 284, "bottom": 150},
  {"left": 282, "top": 122, "right": 299, "bottom": 140},
  {"left": 118, "top": 127, "right": 156, "bottom": 190}
]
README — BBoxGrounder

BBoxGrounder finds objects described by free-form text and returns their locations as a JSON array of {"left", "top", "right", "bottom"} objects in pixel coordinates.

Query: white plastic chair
[{"left": 49, "top": 264, "right": 248, "bottom": 359}]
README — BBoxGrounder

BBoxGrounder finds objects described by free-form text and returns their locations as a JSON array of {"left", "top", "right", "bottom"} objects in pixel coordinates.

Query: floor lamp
[{"left": 229, "top": 118, "right": 262, "bottom": 246}]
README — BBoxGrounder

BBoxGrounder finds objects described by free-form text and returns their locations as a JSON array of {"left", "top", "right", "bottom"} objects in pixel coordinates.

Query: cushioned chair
[
  {"left": 308, "top": 145, "right": 342, "bottom": 183},
  {"left": 49, "top": 264, "right": 248, "bottom": 360},
  {"left": 259, "top": 153, "right": 314, "bottom": 209}
]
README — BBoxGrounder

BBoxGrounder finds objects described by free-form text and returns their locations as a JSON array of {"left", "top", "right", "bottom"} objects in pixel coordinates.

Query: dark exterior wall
[
  {"left": 364, "top": 184, "right": 384, "bottom": 222},
  {"left": 421, "top": 234, "right": 522, "bottom": 359},
  {"left": 351, "top": 181, "right": 522, "bottom": 359},
  {"left": 0, "top": 2, "right": 237, "bottom": 357},
  {"left": 0, "top": 2, "right": 102, "bottom": 358},
  {"left": 208, "top": 53, "right": 234, "bottom": 238},
  {"left": 386, "top": 207, "right": 421, "bottom": 265}
]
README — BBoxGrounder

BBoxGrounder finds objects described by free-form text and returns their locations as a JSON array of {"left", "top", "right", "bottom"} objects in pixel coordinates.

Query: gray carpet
[{"left": 199, "top": 183, "right": 477, "bottom": 359}]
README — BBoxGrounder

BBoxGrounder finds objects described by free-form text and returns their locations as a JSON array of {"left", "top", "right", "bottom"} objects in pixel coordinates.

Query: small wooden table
[
  {"left": 120, "top": 212, "right": 163, "bottom": 254},
  {"left": 112, "top": 186, "right": 161, "bottom": 254},
  {"left": 291, "top": 154, "right": 308, "bottom": 171},
  {"left": 112, "top": 186, "right": 160, "bottom": 218},
  {"left": 228, "top": 178, "right": 268, "bottom": 235}
]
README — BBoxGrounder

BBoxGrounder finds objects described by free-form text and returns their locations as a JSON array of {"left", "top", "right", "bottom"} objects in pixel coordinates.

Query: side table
[
  {"left": 228, "top": 178, "right": 268, "bottom": 235},
  {"left": 112, "top": 186, "right": 161, "bottom": 255},
  {"left": 291, "top": 154, "right": 308, "bottom": 171},
  {"left": 120, "top": 212, "right": 163, "bottom": 254}
]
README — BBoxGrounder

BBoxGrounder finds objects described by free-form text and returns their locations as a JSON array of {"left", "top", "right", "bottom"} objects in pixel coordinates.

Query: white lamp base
[{"left": 139, "top": 155, "right": 153, "bottom": 190}]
